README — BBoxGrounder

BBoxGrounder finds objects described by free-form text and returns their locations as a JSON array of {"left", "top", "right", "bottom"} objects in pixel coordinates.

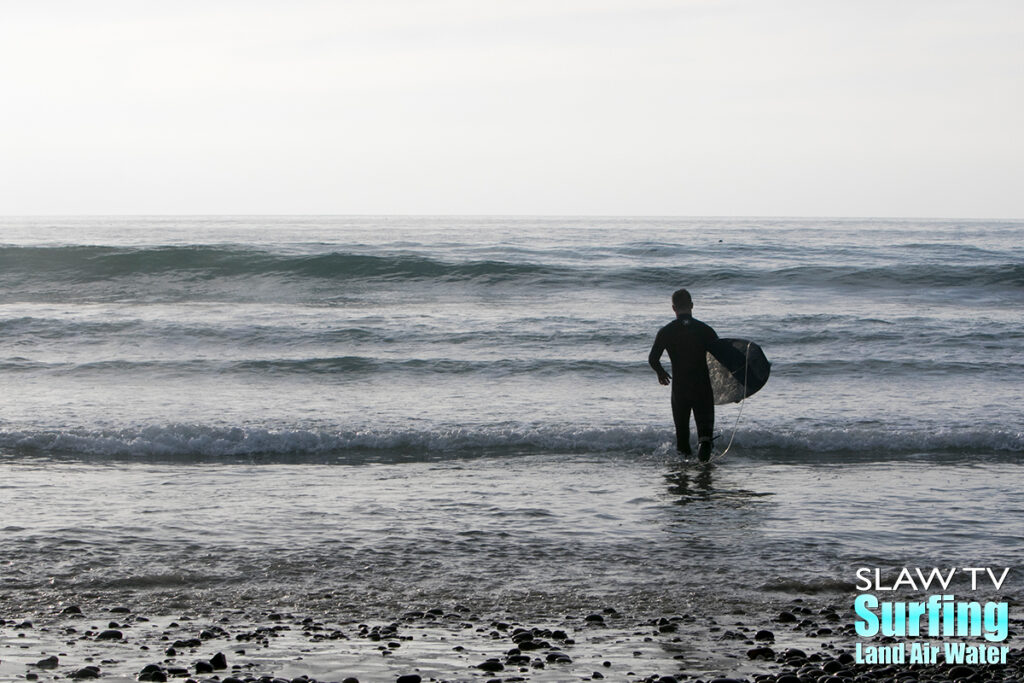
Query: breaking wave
[{"left": 2, "top": 424, "right": 1021, "bottom": 462}]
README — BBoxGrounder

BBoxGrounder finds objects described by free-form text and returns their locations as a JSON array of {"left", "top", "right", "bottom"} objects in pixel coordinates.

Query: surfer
[{"left": 648, "top": 288, "right": 719, "bottom": 462}]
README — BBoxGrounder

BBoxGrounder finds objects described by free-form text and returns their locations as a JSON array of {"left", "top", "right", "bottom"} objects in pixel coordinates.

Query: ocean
[{"left": 1, "top": 216, "right": 1022, "bottom": 679}]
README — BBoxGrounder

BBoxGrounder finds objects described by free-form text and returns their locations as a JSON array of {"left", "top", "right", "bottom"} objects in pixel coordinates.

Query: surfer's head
[{"left": 672, "top": 288, "right": 693, "bottom": 313}]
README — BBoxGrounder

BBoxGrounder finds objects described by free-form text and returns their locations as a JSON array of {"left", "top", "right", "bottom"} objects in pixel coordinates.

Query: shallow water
[{"left": 3, "top": 453, "right": 1022, "bottom": 619}]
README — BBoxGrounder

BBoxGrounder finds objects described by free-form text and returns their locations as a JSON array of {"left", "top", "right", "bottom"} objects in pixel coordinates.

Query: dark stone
[
  {"left": 783, "top": 647, "right": 807, "bottom": 659},
  {"left": 396, "top": 675, "right": 421, "bottom": 683},
  {"left": 71, "top": 667, "right": 101, "bottom": 679},
  {"left": 592, "top": 673, "right": 604, "bottom": 680},
  {"left": 210, "top": 652, "right": 228, "bottom": 669},
  {"left": 746, "top": 646, "right": 775, "bottom": 659},
  {"left": 341, "top": 678, "right": 359, "bottom": 683},
  {"left": 97, "top": 629, "right": 123, "bottom": 640},
  {"left": 658, "top": 677, "right": 678, "bottom": 683},
  {"left": 194, "top": 660, "right": 214, "bottom": 673},
  {"left": 585, "top": 613, "right": 605, "bottom": 623},
  {"left": 165, "top": 647, "right": 177, "bottom": 657},
  {"left": 172, "top": 638, "right": 202, "bottom": 649},
  {"left": 821, "top": 659, "right": 842, "bottom": 673},
  {"left": 62, "top": 606, "right": 83, "bottom": 615},
  {"left": 754, "top": 629, "right": 774, "bottom": 641},
  {"left": 776, "top": 611, "right": 797, "bottom": 623},
  {"left": 109, "top": 606, "right": 131, "bottom": 613},
  {"left": 546, "top": 652, "right": 572, "bottom": 663},
  {"left": 478, "top": 659, "right": 504, "bottom": 672},
  {"left": 36, "top": 655, "right": 59, "bottom": 669},
  {"left": 948, "top": 665, "right": 975, "bottom": 678}
]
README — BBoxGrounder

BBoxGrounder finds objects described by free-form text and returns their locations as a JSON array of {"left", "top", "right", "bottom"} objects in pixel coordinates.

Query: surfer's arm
[{"left": 648, "top": 334, "right": 671, "bottom": 385}]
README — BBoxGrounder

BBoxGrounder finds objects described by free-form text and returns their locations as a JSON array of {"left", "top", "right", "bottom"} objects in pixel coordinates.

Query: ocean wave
[
  {"left": 1, "top": 245, "right": 1021, "bottom": 295},
  {"left": 0, "top": 356, "right": 646, "bottom": 376},
  {"left": 0, "top": 315, "right": 651, "bottom": 349},
  {"left": 1, "top": 424, "right": 1021, "bottom": 461},
  {"left": 4, "top": 351, "right": 1019, "bottom": 380}
]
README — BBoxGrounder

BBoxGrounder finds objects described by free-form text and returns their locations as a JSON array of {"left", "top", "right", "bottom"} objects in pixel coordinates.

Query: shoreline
[{"left": 3, "top": 598, "right": 1022, "bottom": 682}]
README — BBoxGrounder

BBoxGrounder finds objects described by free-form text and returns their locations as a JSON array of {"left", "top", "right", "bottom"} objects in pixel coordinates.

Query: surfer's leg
[
  {"left": 671, "top": 392, "right": 692, "bottom": 454},
  {"left": 694, "top": 401, "right": 714, "bottom": 462}
]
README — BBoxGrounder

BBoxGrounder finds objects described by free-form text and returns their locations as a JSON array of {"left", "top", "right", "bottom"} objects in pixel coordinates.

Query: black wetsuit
[{"left": 648, "top": 313, "right": 718, "bottom": 453}]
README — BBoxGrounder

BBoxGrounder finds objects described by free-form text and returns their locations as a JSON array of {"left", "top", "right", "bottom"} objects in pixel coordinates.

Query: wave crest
[{"left": 2, "top": 424, "right": 1021, "bottom": 461}]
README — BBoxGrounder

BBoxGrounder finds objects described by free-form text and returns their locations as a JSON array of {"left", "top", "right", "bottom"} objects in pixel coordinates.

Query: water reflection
[{"left": 663, "top": 463, "right": 772, "bottom": 507}]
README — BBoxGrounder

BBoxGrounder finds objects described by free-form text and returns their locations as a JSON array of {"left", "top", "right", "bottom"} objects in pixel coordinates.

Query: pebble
[
  {"left": 948, "top": 664, "right": 976, "bottom": 678},
  {"left": 70, "top": 666, "right": 101, "bottom": 679},
  {"left": 96, "top": 629, "right": 123, "bottom": 640},
  {"left": 36, "top": 655, "right": 60, "bottom": 669},
  {"left": 478, "top": 658, "right": 504, "bottom": 671}
]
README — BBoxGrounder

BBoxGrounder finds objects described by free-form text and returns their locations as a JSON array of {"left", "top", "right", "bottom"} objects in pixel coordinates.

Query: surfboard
[{"left": 707, "top": 338, "right": 771, "bottom": 405}]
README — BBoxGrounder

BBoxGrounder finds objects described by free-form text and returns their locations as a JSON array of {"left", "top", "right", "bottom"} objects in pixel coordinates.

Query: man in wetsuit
[{"left": 648, "top": 288, "right": 719, "bottom": 462}]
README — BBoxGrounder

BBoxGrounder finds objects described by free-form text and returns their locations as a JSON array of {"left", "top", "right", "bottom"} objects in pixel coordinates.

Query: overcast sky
[{"left": 2, "top": 0, "right": 1021, "bottom": 217}]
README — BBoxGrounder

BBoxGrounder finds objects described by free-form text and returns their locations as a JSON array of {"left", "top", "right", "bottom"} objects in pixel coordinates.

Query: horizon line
[{"left": 3, "top": 213, "right": 1023, "bottom": 221}]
